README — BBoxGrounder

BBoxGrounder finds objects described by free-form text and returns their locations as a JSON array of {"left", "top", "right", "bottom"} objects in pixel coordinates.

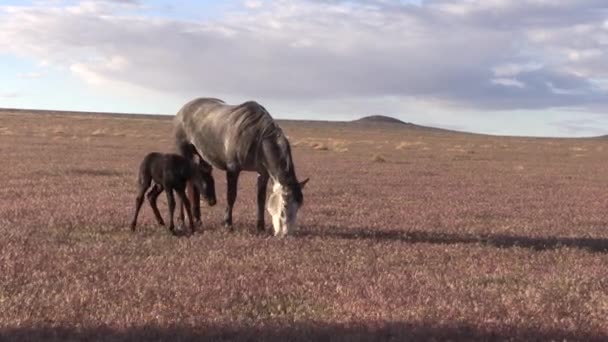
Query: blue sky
[{"left": 2, "top": 0, "right": 608, "bottom": 137}]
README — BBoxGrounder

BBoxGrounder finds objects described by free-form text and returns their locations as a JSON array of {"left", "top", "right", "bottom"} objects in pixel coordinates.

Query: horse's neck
[
  {"left": 264, "top": 135, "right": 297, "bottom": 187},
  {"left": 267, "top": 156, "right": 296, "bottom": 187}
]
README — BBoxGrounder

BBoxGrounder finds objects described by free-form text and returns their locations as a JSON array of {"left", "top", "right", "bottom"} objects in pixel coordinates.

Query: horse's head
[
  {"left": 267, "top": 178, "right": 309, "bottom": 237},
  {"left": 192, "top": 160, "right": 217, "bottom": 206}
]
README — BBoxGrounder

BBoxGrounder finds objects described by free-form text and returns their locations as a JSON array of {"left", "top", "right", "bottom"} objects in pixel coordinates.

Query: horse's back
[
  {"left": 174, "top": 98, "right": 279, "bottom": 171},
  {"left": 175, "top": 98, "right": 226, "bottom": 126}
]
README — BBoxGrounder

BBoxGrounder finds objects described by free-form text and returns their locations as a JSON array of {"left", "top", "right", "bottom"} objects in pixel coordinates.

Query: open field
[{"left": 2, "top": 110, "right": 608, "bottom": 341}]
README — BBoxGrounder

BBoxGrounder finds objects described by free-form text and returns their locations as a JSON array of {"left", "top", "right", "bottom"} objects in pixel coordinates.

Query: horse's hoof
[{"left": 255, "top": 229, "right": 269, "bottom": 237}]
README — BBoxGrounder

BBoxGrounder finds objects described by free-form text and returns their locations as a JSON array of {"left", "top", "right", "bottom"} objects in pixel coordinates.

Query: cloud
[
  {"left": 552, "top": 117, "right": 608, "bottom": 136},
  {"left": 0, "top": 0, "right": 607, "bottom": 114},
  {"left": 0, "top": 91, "right": 20, "bottom": 99},
  {"left": 243, "top": 0, "right": 264, "bottom": 9},
  {"left": 18, "top": 72, "right": 42, "bottom": 79}
]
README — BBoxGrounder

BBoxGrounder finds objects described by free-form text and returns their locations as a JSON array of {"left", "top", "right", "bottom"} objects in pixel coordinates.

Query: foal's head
[{"left": 191, "top": 160, "right": 217, "bottom": 206}]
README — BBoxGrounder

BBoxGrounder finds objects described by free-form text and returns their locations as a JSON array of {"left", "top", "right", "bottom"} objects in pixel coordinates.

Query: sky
[{"left": 1, "top": 0, "right": 608, "bottom": 137}]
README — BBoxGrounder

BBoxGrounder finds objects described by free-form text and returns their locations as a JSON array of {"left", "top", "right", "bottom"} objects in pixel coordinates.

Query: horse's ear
[{"left": 299, "top": 178, "right": 310, "bottom": 189}]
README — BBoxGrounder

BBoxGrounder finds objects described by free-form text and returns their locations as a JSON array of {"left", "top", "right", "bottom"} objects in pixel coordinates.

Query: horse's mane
[{"left": 231, "top": 101, "right": 297, "bottom": 183}]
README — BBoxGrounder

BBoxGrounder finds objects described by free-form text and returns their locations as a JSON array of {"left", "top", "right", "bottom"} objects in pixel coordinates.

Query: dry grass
[
  {"left": 395, "top": 140, "right": 424, "bottom": 150},
  {"left": 2, "top": 110, "right": 608, "bottom": 341},
  {"left": 91, "top": 128, "right": 108, "bottom": 136},
  {"left": 372, "top": 154, "right": 387, "bottom": 163},
  {"left": 312, "top": 142, "right": 329, "bottom": 151},
  {"left": 294, "top": 138, "right": 349, "bottom": 153},
  {"left": 0, "top": 127, "right": 14, "bottom": 136}
]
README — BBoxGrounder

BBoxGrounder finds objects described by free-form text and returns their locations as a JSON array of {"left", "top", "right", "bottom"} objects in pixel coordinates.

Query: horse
[
  {"left": 130, "top": 152, "right": 217, "bottom": 235},
  {"left": 174, "top": 98, "right": 309, "bottom": 237}
]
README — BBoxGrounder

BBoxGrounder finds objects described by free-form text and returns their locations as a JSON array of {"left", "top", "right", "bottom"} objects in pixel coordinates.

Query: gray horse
[{"left": 174, "top": 98, "right": 309, "bottom": 237}]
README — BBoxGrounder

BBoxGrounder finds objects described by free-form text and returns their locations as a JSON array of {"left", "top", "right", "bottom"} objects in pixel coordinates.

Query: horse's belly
[
  {"left": 199, "top": 149, "right": 228, "bottom": 170},
  {"left": 190, "top": 139, "right": 227, "bottom": 170}
]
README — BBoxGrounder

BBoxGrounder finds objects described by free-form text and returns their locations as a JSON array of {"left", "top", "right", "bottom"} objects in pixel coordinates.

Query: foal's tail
[{"left": 137, "top": 153, "right": 155, "bottom": 189}]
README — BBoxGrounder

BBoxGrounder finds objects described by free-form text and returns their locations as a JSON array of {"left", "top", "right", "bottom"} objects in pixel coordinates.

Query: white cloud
[
  {"left": 0, "top": 0, "right": 607, "bottom": 115},
  {"left": 492, "top": 78, "right": 526, "bottom": 89},
  {"left": 0, "top": 91, "right": 20, "bottom": 99},
  {"left": 70, "top": 63, "right": 106, "bottom": 85},
  {"left": 18, "top": 72, "right": 43, "bottom": 79},
  {"left": 493, "top": 63, "right": 543, "bottom": 78},
  {"left": 244, "top": 0, "right": 263, "bottom": 9}
]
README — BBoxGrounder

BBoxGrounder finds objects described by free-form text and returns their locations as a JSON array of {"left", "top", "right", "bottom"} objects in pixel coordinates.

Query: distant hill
[
  {"left": 346, "top": 114, "right": 476, "bottom": 135},
  {"left": 352, "top": 115, "right": 409, "bottom": 125},
  {"left": 0, "top": 107, "right": 474, "bottom": 135}
]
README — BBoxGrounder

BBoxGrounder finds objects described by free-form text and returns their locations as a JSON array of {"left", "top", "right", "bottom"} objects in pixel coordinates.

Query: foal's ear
[{"left": 299, "top": 178, "right": 310, "bottom": 189}]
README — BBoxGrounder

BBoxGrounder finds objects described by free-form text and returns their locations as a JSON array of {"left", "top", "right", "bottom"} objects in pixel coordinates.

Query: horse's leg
[
  {"left": 165, "top": 188, "right": 177, "bottom": 235},
  {"left": 130, "top": 176, "right": 150, "bottom": 231},
  {"left": 147, "top": 184, "right": 165, "bottom": 226},
  {"left": 177, "top": 189, "right": 195, "bottom": 234},
  {"left": 187, "top": 181, "right": 201, "bottom": 224},
  {"left": 223, "top": 170, "right": 240, "bottom": 230},
  {"left": 256, "top": 172, "right": 269, "bottom": 232}
]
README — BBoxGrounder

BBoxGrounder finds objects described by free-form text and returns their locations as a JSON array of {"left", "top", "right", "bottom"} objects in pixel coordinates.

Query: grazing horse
[
  {"left": 174, "top": 98, "right": 309, "bottom": 237},
  {"left": 130, "top": 152, "right": 217, "bottom": 235}
]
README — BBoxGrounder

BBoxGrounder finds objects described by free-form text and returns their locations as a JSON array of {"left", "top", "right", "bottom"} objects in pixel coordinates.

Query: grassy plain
[{"left": 1, "top": 110, "right": 608, "bottom": 341}]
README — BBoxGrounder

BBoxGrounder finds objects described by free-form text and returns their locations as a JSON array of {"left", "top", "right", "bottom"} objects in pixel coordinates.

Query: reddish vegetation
[{"left": 1, "top": 110, "right": 608, "bottom": 341}]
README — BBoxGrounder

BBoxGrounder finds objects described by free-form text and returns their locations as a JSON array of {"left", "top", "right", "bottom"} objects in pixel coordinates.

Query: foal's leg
[
  {"left": 178, "top": 189, "right": 185, "bottom": 226},
  {"left": 223, "top": 170, "right": 240, "bottom": 230},
  {"left": 181, "top": 182, "right": 200, "bottom": 229},
  {"left": 187, "top": 181, "right": 201, "bottom": 224},
  {"left": 130, "top": 176, "right": 151, "bottom": 231},
  {"left": 131, "top": 171, "right": 152, "bottom": 231},
  {"left": 256, "top": 172, "right": 269, "bottom": 232},
  {"left": 147, "top": 183, "right": 165, "bottom": 226},
  {"left": 165, "top": 188, "right": 178, "bottom": 235},
  {"left": 176, "top": 189, "right": 195, "bottom": 234}
]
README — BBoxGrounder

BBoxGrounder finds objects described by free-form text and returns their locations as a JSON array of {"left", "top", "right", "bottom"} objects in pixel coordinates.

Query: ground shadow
[
  {"left": 297, "top": 226, "right": 608, "bottom": 253},
  {"left": 1, "top": 322, "right": 605, "bottom": 342}
]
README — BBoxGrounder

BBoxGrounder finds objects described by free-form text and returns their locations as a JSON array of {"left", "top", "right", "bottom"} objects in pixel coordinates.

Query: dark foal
[{"left": 130, "top": 152, "right": 217, "bottom": 235}]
